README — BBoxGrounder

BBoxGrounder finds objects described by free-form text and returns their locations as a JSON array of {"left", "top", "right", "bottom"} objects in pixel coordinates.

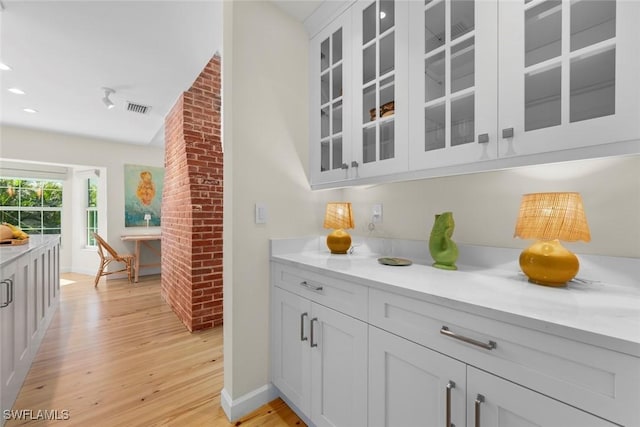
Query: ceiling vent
[{"left": 126, "top": 101, "right": 151, "bottom": 115}]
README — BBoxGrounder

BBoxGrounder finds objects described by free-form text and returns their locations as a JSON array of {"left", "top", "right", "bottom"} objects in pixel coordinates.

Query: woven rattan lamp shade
[
  {"left": 514, "top": 192, "right": 591, "bottom": 242},
  {"left": 323, "top": 202, "right": 354, "bottom": 230}
]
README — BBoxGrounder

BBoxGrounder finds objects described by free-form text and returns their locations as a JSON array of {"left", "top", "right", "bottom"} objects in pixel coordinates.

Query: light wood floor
[{"left": 7, "top": 273, "right": 305, "bottom": 427}]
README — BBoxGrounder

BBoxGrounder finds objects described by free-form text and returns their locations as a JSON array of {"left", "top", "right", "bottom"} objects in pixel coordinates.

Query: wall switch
[
  {"left": 255, "top": 203, "right": 268, "bottom": 224},
  {"left": 372, "top": 203, "right": 383, "bottom": 223}
]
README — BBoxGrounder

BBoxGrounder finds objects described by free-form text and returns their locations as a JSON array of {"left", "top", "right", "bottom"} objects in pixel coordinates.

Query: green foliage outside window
[{"left": 0, "top": 178, "right": 63, "bottom": 234}]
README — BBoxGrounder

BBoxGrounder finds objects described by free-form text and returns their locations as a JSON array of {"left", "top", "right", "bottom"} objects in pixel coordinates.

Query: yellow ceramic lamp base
[
  {"left": 519, "top": 239, "right": 579, "bottom": 287},
  {"left": 326, "top": 229, "right": 352, "bottom": 254}
]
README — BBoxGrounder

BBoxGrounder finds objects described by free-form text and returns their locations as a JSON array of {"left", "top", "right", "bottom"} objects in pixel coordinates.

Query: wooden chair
[{"left": 92, "top": 232, "right": 136, "bottom": 287}]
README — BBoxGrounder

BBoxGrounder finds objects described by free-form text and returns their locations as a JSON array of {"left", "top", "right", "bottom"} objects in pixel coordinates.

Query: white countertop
[
  {"left": 0, "top": 235, "right": 61, "bottom": 267},
  {"left": 271, "top": 237, "right": 640, "bottom": 357}
]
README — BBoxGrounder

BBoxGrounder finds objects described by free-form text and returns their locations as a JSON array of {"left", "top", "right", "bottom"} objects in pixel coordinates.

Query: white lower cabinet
[
  {"left": 369, "top": 326, "right": 465, "bottom": 427},
  {"left": 468, "top": 367, "right": 617, "bottom": 427},
  {"left": 271, "top": 261, "right": 638, "bottom": 427},
  {"left": 272, "top": 286, "right": 368, "bottom": 427}
]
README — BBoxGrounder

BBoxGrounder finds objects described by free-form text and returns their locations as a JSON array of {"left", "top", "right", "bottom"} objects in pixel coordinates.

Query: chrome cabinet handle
[
  {"left": 300, "top": 312, "right": 308, "bottom": 342},
  {"left": 8, "top": 278, "right": 13, "bottom": 304},
  {"left": 351, "top": 161, "right": 359, "bottom": 168},
  {"left": 475, "top": 394, "right": 485, "bottom": 427},
  {"left": 440, "top": 326, "right": 496, "bottom": 350},
  {"left": 0, "top": 280, "right": 9, "bottom": 308},
  {"left": 446, "top": 381, "right": 455, "bottom": 427},
  {"left": 300, "top": 281, "right": 323, "bottom": 292},
  {"left": 341, "top": 163, "right": 349, "bottom": 170},
  {"left": 478, "top": 133, "right": 489, "bottom": 144},
  {"left": 502, "top": 127, "right": 514, "bottom": 138},
  {"left": 310, "top": 317, "right": 318, "bottom": 348}
]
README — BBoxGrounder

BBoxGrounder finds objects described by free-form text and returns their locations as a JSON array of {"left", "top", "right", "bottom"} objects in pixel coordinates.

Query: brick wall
[{"left": 161, "top": 55, "right": 223, "bottom": 331}]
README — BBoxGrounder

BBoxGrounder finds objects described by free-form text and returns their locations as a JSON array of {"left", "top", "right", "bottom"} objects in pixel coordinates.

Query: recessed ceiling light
[
  {"left": 8, "top": 88, "right": 25, "bottom": 95},
  {"left": 23, "top": 108, "right": 38, "bottom": 113},
  {"left": 0, "top": 62, "right": 12, "bottom": 71}
]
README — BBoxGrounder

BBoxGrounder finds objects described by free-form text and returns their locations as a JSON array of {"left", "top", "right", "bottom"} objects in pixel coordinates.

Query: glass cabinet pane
[
  {"left": 525, "top": 1, "right": 562, "bottom": 67},
  {"left": 320, "top": 139, "right": 328, "bottom": 172},
  {"left": 321, "top": 38, "right": 330, "bottom": 71},
  {"left": 363, "top": 44, "right": 376, "bottom": 84},
  {"left": 380, "top": 120, "right": 395, "bottom": 160},
  {"left": 333, "top": 65, "right": 343, "bottom": 100},
  {"left": 571, "top": 0, "right": 615, "bottom": 52},
  {"left": 451, "top": 37, "right": 474, "bottom": 93},
  {"left": 451, "top": 0, "right": 474, "bottom": 41},
  {"left": 570, "top": 47, "right": 615, "bottom": 122},
  {"left": 332, "top": 29, "right": 343, "bottom": 64},
  {"left": 332, "top": 137, "right": 343, "bottom": 169},
  {"left": 380, "top": 0, "right": 395, "bottom": 34},
  {"left": 321, "top": 72, "right": 329, "bottom": 104},
  {"left": 380, "top": 76, "right": 395, "bottom": 118},
  {"left": 380, "top": 32, "right": 395, "bottom": 75},
  {"left": 363, "top": 2, "right": 377, "bottom": 45},
  {"left": 525, "top": 64, "right": 561, "bottom": 131},
  {"left": 332, "top": 101, "right": 343, "bottom": 133},
  {"left": 364, "top": 84, "right": 377, "bottom": 123},
  {"left": 425, "top": 1, "right": 445, "bottom": 54},
  {"left": 321, "top": 107, "right": 330, "bottom": 138},
  {"left": 425, "top": 51, "right": 445, "bottom": 102},
  {"left": 425, "top": 103, "right": 446, "bottom": 151},
  {"left": 363, "top": 126, "right": 377, "bottom": 163},
  {"left": 451, "top": 94, "right": 474, "bottom": 146}
]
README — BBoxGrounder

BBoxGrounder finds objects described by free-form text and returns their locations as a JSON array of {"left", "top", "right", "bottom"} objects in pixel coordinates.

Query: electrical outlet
[{"left": 372, "top": 203, "right": 383, "bottom": 223}]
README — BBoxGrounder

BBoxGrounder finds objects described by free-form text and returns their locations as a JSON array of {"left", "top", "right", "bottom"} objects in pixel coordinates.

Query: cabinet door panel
[
  {"left": 498, "top": 0, "right": 640, "bottom": 157},
  {"left": 310, "top": 11, "right": 352, "bottom": 185},
  {"left": 467, "top": 367, "right": 618, "bottom": 427},
  {"left": 409, "top": 0, "right": 498, "bottom": 170},
  {"left": 271, "top": 287, "right": 312, "bottom": 415},
  {"left": 369, "top": 326, "right": 465, "bottom": 427},
  {"left": 311, "top": 303, "right": 367, "bottom": 427}
]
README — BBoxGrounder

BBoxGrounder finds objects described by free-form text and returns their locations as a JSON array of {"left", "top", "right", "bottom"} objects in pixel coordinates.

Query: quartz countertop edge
[
  {"left": 271, "top": 242, "right": 640, "bottom": 358},
  {"left": 1, "top": 235, "right": 61, "bottom": 267}
]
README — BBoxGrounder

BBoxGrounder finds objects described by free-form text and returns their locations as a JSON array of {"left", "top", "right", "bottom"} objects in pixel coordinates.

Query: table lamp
[
  {"left": 514, "top": 192, "right": 590, "bottom": 287},
  {"left": 144, "top": 213, "right": 151, "bottom": 228},
  {"left": 323, "top": 202, "right": 354, "bottom": 254}
]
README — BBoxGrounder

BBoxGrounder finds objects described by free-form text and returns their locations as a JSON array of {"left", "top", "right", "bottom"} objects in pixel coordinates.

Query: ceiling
[{"left": 0, "top": 1, "right": 223, "bottom": 147}]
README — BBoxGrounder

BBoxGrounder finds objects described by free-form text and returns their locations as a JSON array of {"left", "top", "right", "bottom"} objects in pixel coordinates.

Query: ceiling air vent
[{"left": 126, "top": 101, "right": 151, "bottom": 115}]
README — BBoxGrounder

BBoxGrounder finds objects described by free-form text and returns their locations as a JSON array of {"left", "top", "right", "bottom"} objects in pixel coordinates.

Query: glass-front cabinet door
[
  {"left": 352, "top": 0, "right": 409, "bottom": 179},
  {"left": 498, "top": 0, "right": 640, "bottom": 157},
  {"left": 310, "top": 12, "right": 352, "bottom": 185},
  {"left": 409, "top": 0, "right": 498, "bottom": 170}
]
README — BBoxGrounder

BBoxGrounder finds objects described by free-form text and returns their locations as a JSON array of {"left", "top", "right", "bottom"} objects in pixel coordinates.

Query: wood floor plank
[{"left": 5, "top": 274, "right": 305, "bottom": 427}]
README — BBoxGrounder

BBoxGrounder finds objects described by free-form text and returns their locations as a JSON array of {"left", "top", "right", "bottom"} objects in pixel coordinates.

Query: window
[
  {"left": 86, "top": 178, "right": 98, "bottom": 247},
  {"left": 0, "top": 178, "right": 63, "bottom": 234}
]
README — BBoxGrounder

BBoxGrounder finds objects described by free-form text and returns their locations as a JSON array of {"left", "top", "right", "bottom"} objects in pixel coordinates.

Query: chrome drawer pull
[
  {"left": 446, "top": 380, "right": 455, "bottom": 427},
  {"left": 0, "top": 280, "right": 9, "bottom": 308},
  {"left": 300, "top": 312, "right": 308, "bottom": 342},
  {"left": 440, "top": 326, "right": 496, "bottom": 350},
  {"left": 475, "top": 394, "right": 484, "bottom": 427},
  {"left": 299, "top": 281, "right": 323, "bottom": 292},
  {"left": 310, "top": 317, "right": 318, "bottom": 348}
]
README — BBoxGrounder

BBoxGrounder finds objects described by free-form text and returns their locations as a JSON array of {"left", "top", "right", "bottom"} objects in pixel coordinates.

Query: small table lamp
[
  {"left": 323, "top": 202, "right": 354, "bottom": 254},
  {"left": 514, "top": 192, "right": 591, "bottom": 287},
  {"left": 144, "top": 213, "right": 151, "bottom": 228}
]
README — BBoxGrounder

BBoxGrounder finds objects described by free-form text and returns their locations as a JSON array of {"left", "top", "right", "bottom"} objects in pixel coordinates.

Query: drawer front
[
  {"left": 272, "top": 262, "right": 368, "bottom": 321},
  {"left": 369, "top": 288, "right": 640, "bottom": 426}
]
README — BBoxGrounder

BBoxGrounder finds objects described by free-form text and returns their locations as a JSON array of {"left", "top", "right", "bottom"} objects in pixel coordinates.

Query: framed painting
[{"left": 124, "top": 164, "right": 163, "bottom": 227}]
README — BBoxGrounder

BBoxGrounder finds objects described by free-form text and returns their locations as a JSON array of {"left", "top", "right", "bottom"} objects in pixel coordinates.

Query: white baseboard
[{"left": 220, "top": 384, "right": 277, "bottom": 422}]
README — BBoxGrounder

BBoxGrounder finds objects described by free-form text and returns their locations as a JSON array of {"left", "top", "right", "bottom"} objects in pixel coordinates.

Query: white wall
[
  {"left": 0, "top": 126, "right": 164, "bottom": 273},
  {"left": 344, "top": 155, "right": 640, "bottom": 258},
  {"left": 223, "top": 0, "right": 341, "bottom": 404}
]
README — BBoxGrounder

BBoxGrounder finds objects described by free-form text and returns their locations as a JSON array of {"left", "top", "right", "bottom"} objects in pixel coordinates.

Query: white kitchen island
[{"left": 1, "top": 235, "right": 60, "bottom": 425}]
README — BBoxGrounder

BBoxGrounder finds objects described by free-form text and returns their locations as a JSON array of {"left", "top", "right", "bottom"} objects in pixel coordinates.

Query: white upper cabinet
[
  {"left": 409, "top": 0, "right": 499, "bottom": 170},
  {"left": 351, "top": 0, "right": 409, "bottom": 180},
  {"left": 308, "top": 0, "right": 639, "bottom": 188},
  {"left": 498, "top": 0, "right": 640, "bottom": 157},
  {"left": 310, "top": 12, "right": 352, "bottom": 185}
]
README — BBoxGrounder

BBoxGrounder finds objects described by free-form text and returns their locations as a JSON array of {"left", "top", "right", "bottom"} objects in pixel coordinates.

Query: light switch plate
[
  {"left": 372, "top": 203, "right": 383, "bottom": 223},
  {"left": 255, "top": 203, "right": 268, "bottom": 224}
]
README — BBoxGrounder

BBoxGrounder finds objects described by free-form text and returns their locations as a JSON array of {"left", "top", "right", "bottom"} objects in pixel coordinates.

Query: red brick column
[{"left": 161, "top": 55, "right": 223, "bottom": 331}]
